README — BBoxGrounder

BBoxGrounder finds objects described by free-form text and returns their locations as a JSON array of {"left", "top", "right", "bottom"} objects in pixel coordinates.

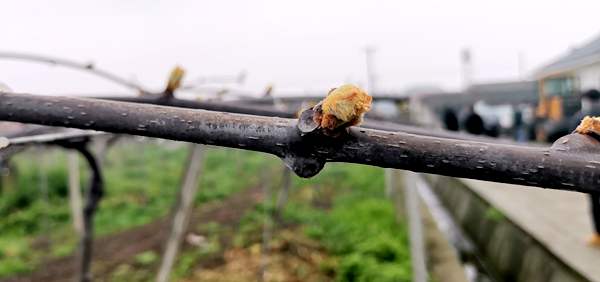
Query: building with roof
[
  {"left": 536, "top": 33, "right": 600, "bottom": 93},
  {"left": 533, "top": 33, "right": 600, "bottom": 120}
]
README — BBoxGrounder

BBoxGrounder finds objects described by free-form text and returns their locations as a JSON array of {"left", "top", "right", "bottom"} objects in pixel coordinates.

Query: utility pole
[
  {"left": 518, "top": 51, "right": 525, "bottom": 80},
  {"left": 364, "top": 46, "right": 376, "bottom": 95},
  {"left": 461, "top": 48, "right": 473, "bottom": 91}
]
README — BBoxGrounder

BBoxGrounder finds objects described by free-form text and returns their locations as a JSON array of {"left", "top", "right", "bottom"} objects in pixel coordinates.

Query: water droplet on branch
[{"left": 282, "top": 155, "right": 324, "bottom": 178}]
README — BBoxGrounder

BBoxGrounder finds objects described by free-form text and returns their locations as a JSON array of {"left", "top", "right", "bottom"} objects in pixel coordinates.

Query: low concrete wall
[
  {"left": 391, "top": 170, "right": 469, "bottom": 282},
  {"left": 424, "top": 174, "right": 588, "bottom": 282}
]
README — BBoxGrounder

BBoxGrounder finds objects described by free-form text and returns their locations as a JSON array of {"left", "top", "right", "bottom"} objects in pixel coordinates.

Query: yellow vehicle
[{"left": 535, "top": 75, "right": 581, "bottom": 140}]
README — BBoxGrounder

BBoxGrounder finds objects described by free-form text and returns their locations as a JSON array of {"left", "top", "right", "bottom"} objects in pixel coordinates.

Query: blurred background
[
  {"left": 1, "top": 0, "right": 599, "bottom": 95},
  {"left": 2, "top": 1, "right": 600, "bottom": 282}
]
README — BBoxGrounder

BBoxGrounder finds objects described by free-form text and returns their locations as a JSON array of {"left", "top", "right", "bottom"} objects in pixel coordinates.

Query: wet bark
[{"left": 1, "top": 92, "right": 600, "bottom": 193}]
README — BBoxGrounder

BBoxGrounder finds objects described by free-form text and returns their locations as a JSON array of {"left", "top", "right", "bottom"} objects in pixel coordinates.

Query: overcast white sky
[{"left": 1, "top": 0, "right": 599, "bottom": 96}]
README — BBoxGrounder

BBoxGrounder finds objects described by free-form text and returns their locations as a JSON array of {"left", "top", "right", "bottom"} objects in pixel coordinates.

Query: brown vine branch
[
  {"left": 179, "top": 71, "right": 246, "bottom": 90},
  {"left": 0, "top": 51, "right": 151, "bottom": 94},
  {"left": 74, "top": 144, "right": 103, "bottom": 282},
  {"left": 99, "top": 95, "right": 515, "bottom": 144},
  {"left": 1, "top": 92, "right": 599, "bottom": 193},
  {"left": 102, "top": 95, "right": 295, "bottom": 118}
]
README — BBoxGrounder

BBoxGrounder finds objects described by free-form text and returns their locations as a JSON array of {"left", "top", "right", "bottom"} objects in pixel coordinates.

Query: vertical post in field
[
  {"left": 156, "top": 144, "right": 204, "bottom": 282},
  {"left": 389, "top": 170, "right": 406, "bottom": 221},
  {"left": 259, "top": 171, "right": 273, "bottom": 282},
  {"left": 405, "top": 171, "right": 428, "bottom": 282},
  {"left": 275, "top": 166, "right": 292, "bottom": 218},
  {"left": 68, "top": 151, "right": 84, "bottom": 235},
  {"left": 37, "top": 149, "right": 51, "bottom": 263},
  {"left": 385, "top": 168, "right": 395, "bottom": 198}
]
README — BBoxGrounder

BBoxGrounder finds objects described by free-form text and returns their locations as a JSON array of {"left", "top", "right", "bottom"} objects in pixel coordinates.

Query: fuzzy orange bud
[
  {"left": 315, "top": 84, "right": 372, "bottom": 131},
  {"left": 165, "top": 66, "right": 185, "bottom": 94},
  {"left": 575, "top": 116, "right": 600, "bottom": 136}
]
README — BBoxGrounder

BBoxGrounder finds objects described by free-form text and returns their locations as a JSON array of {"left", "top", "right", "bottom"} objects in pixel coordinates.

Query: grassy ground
[
  {"left": 0, "top": 139, "right": 271, "bottom": 278},
  {"left": 178, "top": 162, "right": 413, "bottom": 281},
  {"left": 0, "top": 139, "right": 412, "bottom": 281},
  {"left": 283, "top": 163, "right": 413, "bottom": 282}
]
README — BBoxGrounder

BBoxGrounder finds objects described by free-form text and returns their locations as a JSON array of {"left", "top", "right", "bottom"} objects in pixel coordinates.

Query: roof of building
[
  {"left": 467, "top": 80, "right": 538, "bottom": 99},
  {"left": 536, "top": 33, "right": 600, "bottom": 77},
  {"left": 418, "top": 80, "right": 539, "bottom": 110}
]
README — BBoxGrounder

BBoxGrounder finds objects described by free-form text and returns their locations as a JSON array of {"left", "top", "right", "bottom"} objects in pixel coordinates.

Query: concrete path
[{"left": 461, "top": 179, "right": 600, "bottom": 282}]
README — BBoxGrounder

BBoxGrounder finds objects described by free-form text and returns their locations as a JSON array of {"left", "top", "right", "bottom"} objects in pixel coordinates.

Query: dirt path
[
  {"left": 183, "top": 229, "right": 332, "bottom": 282},
  {"left": 2, "top": 186, "right": 264, "bottom": 282}
]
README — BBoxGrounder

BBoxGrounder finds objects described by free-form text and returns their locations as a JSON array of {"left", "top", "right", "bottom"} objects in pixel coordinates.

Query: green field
[{"left": 0, "top": 139, "right": 411, "bottom": 281}]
